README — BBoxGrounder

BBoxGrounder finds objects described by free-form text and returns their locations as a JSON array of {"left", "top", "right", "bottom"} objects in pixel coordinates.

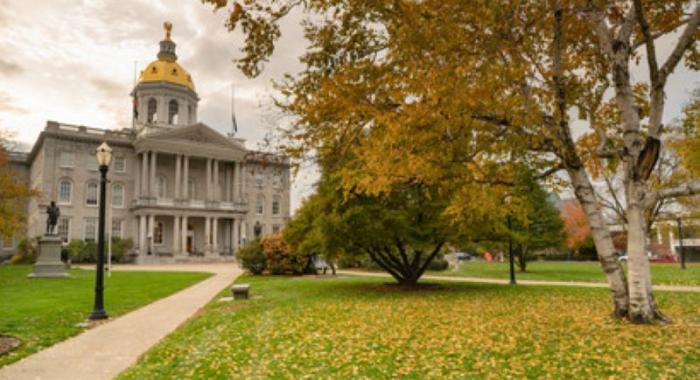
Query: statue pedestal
[{"left": 28, "top": 235, "right": 70, "bottom": 278}]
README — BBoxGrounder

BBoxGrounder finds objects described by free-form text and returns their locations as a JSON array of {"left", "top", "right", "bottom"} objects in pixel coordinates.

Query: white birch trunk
[{"left": 568, "top": 167, "right": 629, "bottom": 317}]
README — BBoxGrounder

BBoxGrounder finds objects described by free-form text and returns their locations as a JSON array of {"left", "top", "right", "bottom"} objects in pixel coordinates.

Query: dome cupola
[{"left": 132, "top": 22, "right": 199, "bottom": 129}]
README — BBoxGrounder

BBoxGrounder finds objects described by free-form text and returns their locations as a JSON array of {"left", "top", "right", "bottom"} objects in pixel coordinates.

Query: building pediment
[{"left": 135, "top": 123, "right": 247, "bottom": 160}]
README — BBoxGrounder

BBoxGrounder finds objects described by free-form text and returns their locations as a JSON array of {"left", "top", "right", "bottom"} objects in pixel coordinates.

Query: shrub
[
  {"left": 238, "top": 239, "right": 266, "bottom": 275},
  {"left": 9, "top": 236, "right": 40, "bottom": 264},
  {"left": 262, "top": 233, "right": 309, "bottom": 275},
  {"left": 427, "top": 256, "right": 449, "bottom": 271},
  {"left": 111, "top": 238, "right": 134, "bottom": 263},
  {"left": 65, "top": 240, "right": 98, "bottom": 263}
]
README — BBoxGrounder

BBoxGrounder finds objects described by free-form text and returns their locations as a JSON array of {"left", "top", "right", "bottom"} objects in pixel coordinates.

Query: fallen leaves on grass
[{"left": 118, "top": 277, "right": 700, "bottom": 380}]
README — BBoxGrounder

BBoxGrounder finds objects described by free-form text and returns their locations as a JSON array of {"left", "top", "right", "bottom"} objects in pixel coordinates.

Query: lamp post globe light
[{"left": 89, "top": 142, "right": 112, "bottom": 320}]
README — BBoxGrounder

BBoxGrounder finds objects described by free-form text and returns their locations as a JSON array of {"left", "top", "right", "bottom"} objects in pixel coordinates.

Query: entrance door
[{"left": 186, "top": 224, "right": 194, "bottom": 254}]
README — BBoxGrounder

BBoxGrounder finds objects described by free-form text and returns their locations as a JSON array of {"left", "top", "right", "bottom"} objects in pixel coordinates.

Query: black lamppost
[
  {"left": 89, "top": 142, "right": 112, "bottom": 320},
  {"left": 507, "top": 215, "right": 516, "bottom": 285},
  {"left": 676, "top": 217, "right": 686, "bottom": 270}
]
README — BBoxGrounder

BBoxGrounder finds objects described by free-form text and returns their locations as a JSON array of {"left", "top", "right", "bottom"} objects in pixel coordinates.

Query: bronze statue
[
  {"left": 46, "top": 201, "right": 60, "bottom": 235},
  {"left": 254, "top": 221, "right": 262, "bottom": 239}
]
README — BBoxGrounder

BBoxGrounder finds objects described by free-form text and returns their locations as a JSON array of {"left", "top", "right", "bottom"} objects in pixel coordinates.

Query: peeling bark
[{"left": 568, "top": 167, "right": 629, "bottom": 318}]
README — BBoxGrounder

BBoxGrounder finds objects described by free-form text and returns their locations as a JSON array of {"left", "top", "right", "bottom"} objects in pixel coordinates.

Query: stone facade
[{"left": 3, "top": 27, "right": 291, "bottom": 263}]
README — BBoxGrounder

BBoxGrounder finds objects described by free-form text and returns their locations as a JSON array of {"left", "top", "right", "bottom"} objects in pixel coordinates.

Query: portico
[{"left": 131, "top": 123, "right": 250, "bottom": 262}]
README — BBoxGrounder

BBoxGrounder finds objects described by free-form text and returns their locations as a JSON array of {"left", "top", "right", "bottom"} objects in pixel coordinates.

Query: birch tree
[{"left": 205, "top": 0, "right": 699, "bottom": 323}]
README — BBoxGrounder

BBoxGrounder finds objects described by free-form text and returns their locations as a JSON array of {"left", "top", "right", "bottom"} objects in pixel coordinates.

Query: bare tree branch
[{"left": 648, "top": 180, "right": 700, "bottom": 205}]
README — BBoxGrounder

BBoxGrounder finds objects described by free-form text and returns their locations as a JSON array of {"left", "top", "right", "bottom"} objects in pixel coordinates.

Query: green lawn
[
  {"left": 428, "top": 261, "right": 700, "bottom": 285},
  {"left": 0, "top": 265, "right": 211, "bottom": 367},
  {"left": 119, "top": 275, "right": 700, "bottom": 380}
]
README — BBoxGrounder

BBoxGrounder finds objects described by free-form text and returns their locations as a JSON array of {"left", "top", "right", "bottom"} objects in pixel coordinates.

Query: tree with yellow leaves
[
  {"left": 0, "top": 132, "right": 38, "bottom": 242},
  {"left": 206, "top": 0, "right": 699, "bottom": 323}
]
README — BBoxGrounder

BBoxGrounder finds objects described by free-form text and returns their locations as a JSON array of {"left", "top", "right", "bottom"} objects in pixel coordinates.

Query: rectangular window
[
  {"left": 57, "top": 217, "right": 70, "bottom": 243},
  {"left": 272, "top": 199, "right": 280, "bottom": 215},
  {"left": 256, "top": 196, "right": 264, "bottom": 215},
  {"left": 84, "top": 218, "right": 97, "bottom": 241},
  {"left": 111, "top": 219, "right": 122, "bottom": 240},
  {"left": 86, "top": 182, "right": 98, "bottom": 206},
  {"left": 272, "top": 225, "right": 281, "bottom": 234},
  {"left": 112, "top": 183, "right": 124, "bottom": 208},
  {"left": 59, "top": 152, "right": 74, "bottom": 168},
  {"left": 87, "top": 155, "right": 98, "bottom": 171},
  {"left": 113, "top": 156, "right": 126, "bottom": 172},
  {"left": 58, "top": 180, "right": 72, "bottom": 205},
  {"left": 2, "top": 236, "right": 13, "bottom": 249}
]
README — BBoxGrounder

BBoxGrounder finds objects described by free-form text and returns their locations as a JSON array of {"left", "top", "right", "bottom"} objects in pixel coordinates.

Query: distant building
[{"left": 2, "top": 24, "right": 291, "bottom": 263}]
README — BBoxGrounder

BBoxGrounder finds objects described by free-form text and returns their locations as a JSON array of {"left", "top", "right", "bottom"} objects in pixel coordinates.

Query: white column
[
  {"left": 139, "top": 214, "right": 147, "bottom": 254},
  {"left": 240, "top": 162, "right": 246, "bottom": 200},
  {"left": 181, "top": 215, "right": 188, "bottom": 255},
  {"left": 213, "top": 160, "right": 219, "bottom": 201},
  {"left": 148, "top": 214, "right": 156, "bottom": 253},
  {"left": 183, "top": 156, "right": 189, "bottom": 199},
  {"left": 205, "top": 158, "right": 212, "bottom": 201},
  {"left": 141, "top": 152, "right": 148, "bottom": 196},
  {"left": 233, "top": 162, "right": 240, "bottom": 202},
  {"left": 205, "top": 216, "right": 211, "bottom": 252},
  {"left": 670, "top": 229, "right": 677, "bottom": 256},
  {"left": 232, "top": 217, "right": 239, "bottom": 252},
  {"left": 135, "top": 154, "right": 141, "bottom": 199},
  {"left": 173, "top": 215, "right": 180, "bottom": 253},
  {"left": 224, "top": 164, "right": 231, "bottom": 202},
  {"left": 175, "top": 154, "right": 181, "bottom": 199},
  {"left": 213, "top": 217, "right": 219, "bottom": 254},
  {"left": 241, "top": 220, "right": 247, "bottom": 245},
  {"left": 150, "top": 151, "right": 157, "bottom": 198}
]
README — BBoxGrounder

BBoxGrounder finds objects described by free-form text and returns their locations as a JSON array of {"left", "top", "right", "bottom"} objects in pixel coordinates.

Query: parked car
[{"left": 455, "top": 252, "right": 475, "bottom": 261}]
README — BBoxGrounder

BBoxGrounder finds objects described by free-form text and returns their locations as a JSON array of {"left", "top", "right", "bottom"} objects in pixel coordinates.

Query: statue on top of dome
[{"left": 164, "top": 22, "right": 173, "bottom": 40}]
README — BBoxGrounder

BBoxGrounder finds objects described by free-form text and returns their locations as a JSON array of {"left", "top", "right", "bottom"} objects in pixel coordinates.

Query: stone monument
[{"left": 28, "top": 201, "right": 69, "bottom": 278}]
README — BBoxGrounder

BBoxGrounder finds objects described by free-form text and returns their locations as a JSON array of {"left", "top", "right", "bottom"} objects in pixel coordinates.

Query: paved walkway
[
  {"left": 0, "top": 264, "right": 242, "bottom": 380},
  {"left": 337, "top": 270, "right": 700, "bottom": 292}
]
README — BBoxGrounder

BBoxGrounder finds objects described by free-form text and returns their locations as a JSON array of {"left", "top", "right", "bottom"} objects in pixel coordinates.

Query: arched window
[
  {"left": 147, "top": 98, "right": 157, "bottom": 122},
  {"left": 272, "top": 197, "right": 280, "bottom": 216},
  {"left": 156, "top": 176, "right": 166, "bottom": 198},
  {"left": 187, "top": 105, "right": 193, "bottom": 123},
  {"left": 112, "top": 183, "right": 124, "bottom": 207},
  {"left": 188, "top": 179, "right": 196, "bottom": 199},
  {"left": 256, "top": 194, "right": 264, "bottom": 215},
  {"left": 168, "top": 99, "right": 179, "bottom": 124},
  {"left": 58, "top": 179, "right": 73, "bottom": 205},
  {"left": 85, "top": 181, "right": 98, "bottom": 206}
]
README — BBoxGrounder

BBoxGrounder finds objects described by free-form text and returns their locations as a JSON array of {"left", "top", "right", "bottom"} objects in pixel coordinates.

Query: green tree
[
  {"left": 508, "top": 178, "right": 565, "bottom": 272},
  {"left": 206, "top": 0, "right": 700, "bottom": 323}
]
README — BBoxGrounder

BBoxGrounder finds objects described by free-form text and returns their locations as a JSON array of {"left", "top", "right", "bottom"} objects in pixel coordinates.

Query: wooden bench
[{"left": 231, "top": 284, "right": 251, "bottom": 300}]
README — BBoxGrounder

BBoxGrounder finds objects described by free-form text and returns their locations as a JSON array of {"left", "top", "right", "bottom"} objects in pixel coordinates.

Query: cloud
[
  {"left": 0, "top": 58, "right": 22, "bottom": 76},
  {"left": 89, "top": 76, "right": 128, "bottom": 98},
  {"left": 0, "top": 91, "right": 27, "bottom": 114}
]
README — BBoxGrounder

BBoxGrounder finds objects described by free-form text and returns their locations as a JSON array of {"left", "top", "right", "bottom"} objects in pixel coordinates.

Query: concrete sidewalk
[
  {"left": 337, "top": 270, "right": 700, "bottom": 292},
  {"left": 0, "top": 264, "right": 242, "bottom": 380}
]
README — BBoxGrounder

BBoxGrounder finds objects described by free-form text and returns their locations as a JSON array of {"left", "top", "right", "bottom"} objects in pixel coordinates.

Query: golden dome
[
  {"left": 138, "top": 60, "right": 195, "bottom": 92},
  {"left": 136, "top": 22, "right": 195, "bottom": 92}
]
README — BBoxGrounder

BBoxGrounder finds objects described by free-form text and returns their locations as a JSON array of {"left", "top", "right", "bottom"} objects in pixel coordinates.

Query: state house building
[{"left": 4, "top": 24, "right": 291, "bottom": 263}]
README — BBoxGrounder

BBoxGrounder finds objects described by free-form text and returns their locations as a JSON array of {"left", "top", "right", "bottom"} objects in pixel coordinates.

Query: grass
[
  {"left": 118, "top": 275, "right": 700, "bottom": 379},
  {"left": 0, "top": 265, "right": 211, "bottom": 367},
  {"left": 427, "top": 261, "right": 700, "bottom": 286}
]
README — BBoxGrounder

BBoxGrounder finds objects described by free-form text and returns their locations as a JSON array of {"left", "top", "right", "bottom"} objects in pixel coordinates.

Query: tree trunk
[
  {"left": 625, "top": 181, "right": 668, "bottom": 323},
  {"left": 516, "top": 248, "right": 527, "bottom": 272},
  {"left": 568, "top": 167, "right": 630, "bottom": 318}
]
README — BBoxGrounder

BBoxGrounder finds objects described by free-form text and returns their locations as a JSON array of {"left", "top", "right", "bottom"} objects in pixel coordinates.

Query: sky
[{"left": 0, "top": 0, "right": 697, "bottom": 211}]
